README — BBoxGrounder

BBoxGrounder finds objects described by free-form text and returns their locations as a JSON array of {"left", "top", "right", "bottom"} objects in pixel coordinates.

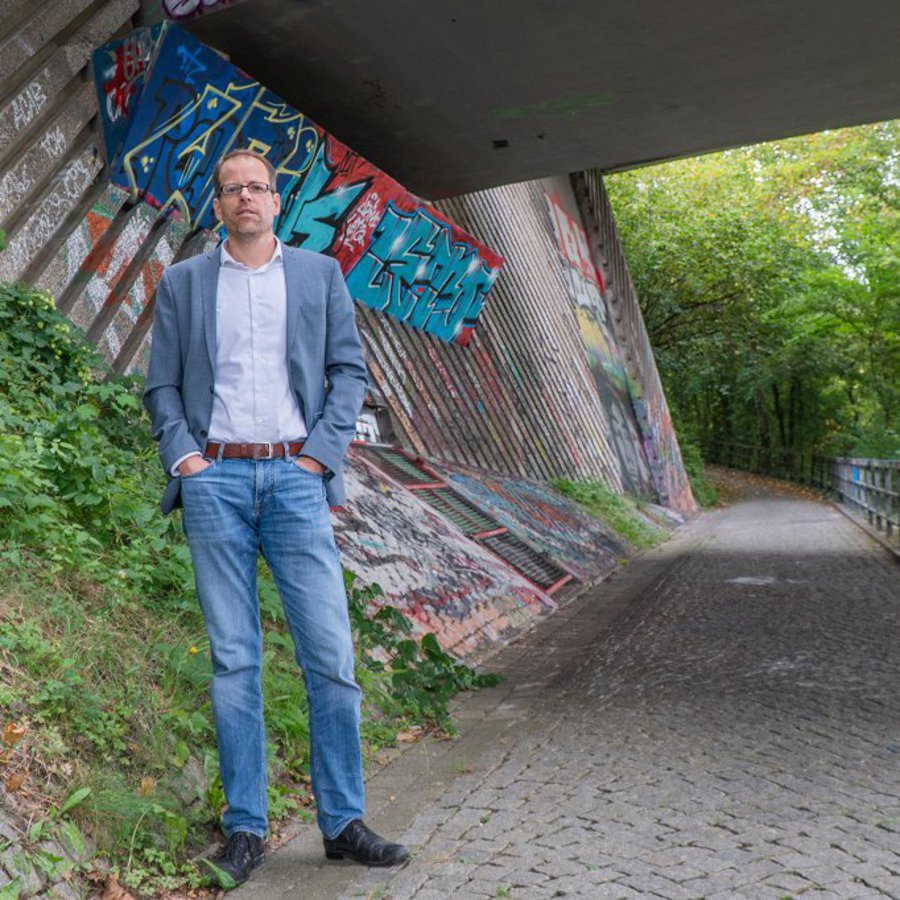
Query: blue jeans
[{"left": 180, "top": 454, "right": 364, "bottom": 839}]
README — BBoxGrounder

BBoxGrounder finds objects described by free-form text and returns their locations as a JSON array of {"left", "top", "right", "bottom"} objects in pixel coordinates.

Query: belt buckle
[{"left": 260, "top": 441, "right": 274, "bottom": 460}]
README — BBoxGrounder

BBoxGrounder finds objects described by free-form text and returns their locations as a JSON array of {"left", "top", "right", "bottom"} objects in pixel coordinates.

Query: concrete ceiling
[{"left": 184, "top": 0, "right": 900, "bottom": 199}]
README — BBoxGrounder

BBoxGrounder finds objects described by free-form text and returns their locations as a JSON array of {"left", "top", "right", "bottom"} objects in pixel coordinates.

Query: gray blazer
[{"left": 143, "top": 245, "right": 368, "bottom": 514}]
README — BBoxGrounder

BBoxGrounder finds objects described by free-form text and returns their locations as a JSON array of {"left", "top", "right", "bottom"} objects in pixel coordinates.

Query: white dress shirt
[{"left": 171, "top": 239, "right": 306, "bottom": 474}]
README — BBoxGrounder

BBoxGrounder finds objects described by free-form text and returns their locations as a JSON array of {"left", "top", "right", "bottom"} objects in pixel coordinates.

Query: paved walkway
[{"left": 237, "top": 479, "right": 900, "bottom": 899}]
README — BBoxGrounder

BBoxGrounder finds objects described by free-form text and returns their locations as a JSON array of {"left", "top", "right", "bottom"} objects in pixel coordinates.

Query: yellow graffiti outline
[
  {"left": 224, "top": 83, "right": 320, "bottom": 181},
  {"left": 122, "top": 78, "right": 321, "bottom": 228},
  {"left": 123, "top": 83, "right": 244, "bottom": 224}
]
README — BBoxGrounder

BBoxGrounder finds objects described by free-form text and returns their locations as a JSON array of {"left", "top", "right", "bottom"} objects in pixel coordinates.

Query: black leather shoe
[
  {"left": 205, "top": 831, "right": 265, "bottom": 887},
  {"left": 324, "top": 819, "right": 409, "bottom": 867}
]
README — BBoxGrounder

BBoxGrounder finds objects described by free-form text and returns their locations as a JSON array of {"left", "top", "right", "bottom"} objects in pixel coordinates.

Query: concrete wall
[
  {"left": 0, "top": 4, "right": 695, "bottom": 657},
  {"left": 575, "top": 170, "right": 694, "bottom": 510},
  {"left": 0, "top": 0, "right": 223, "bottom": 375}
]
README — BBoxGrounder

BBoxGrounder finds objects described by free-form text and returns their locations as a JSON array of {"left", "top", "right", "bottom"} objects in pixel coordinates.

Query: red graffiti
[
  {"left": 546, "top": 191, "right": 605, "bottom": 291},
  {"left": 102, "top": 41, "right": 148, "bottom": 122}
]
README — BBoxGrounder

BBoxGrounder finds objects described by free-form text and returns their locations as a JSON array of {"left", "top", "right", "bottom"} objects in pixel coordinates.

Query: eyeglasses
[{"left": 218, "top": 181, "right": 275, "bottom": 197}]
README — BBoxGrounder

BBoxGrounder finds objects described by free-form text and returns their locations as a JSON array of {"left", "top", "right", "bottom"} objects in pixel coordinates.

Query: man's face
[{"left": 213, "top": 155, "right": 281, "bottom": 238}]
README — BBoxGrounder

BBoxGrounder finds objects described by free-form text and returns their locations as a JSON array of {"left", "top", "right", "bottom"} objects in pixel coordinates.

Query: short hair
[{"left": 213, "top": 150, "right": 277, "bottom": 192}]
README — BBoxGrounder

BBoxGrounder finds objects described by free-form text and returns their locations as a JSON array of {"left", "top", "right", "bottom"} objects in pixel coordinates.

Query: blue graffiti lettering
[
  {"left": 276, "top": 143, "right": 368, "bottom": 252},
  {"left": 346, "top": 203, "right": 497, "bottom": 343},
  {"left": 175, "top": 43, "right": 207, "bottom": 83}
]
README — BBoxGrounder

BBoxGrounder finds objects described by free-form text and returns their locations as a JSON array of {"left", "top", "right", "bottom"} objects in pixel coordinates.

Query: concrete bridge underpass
[
  {"left": 0, "top": 0, "right": 897, "bottom": 662},
  {"left": 179, "top": 0, "right": 900, "bottom": 198},
  {"left": 0, "top": 3, "right": 899, "bottom": 896}
]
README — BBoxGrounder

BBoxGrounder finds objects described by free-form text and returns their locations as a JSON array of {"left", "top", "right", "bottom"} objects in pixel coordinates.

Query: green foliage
[
  {"left": 606, "top": 121, "right": 900, "bottom": 461},
  {"left": 552, "top": 478, "right": 666, "bottom": 548},
  {"left": 0, "top": 282, "right": 193, "bottom": 596},
  {"left": 673, "top": 434, "right": 719, "bottom": 508},
  {"left": 348, "top": 573, "right": 501, "bottom": 735},
  {"left": 0, "top": 280, "right": 497, "bottom": 894}
]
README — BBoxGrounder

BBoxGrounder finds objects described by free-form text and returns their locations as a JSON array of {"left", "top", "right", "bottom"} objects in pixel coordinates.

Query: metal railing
[
  {"left": 832, "top": 458, "right": 899, "bottom": 546},
  {"left": 709, "top": 443, "right": 899, "bottom": 548}
]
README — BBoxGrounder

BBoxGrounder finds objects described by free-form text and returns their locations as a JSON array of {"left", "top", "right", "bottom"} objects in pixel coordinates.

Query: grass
[{"left": 552, "top": 478, "right": 668, "bottom": 549}]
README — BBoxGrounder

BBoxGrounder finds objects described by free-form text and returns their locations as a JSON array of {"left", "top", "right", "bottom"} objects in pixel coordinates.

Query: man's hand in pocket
[
  {"left": 295, "top": 455, "right": 325, "bottom": 475},
  {"left": 179, "top": 456, "right": 211, "bottom": 476}
]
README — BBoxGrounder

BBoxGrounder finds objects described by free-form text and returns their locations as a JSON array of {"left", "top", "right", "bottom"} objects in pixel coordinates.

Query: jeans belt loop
[{"left": 216, "top": 442, "right": 225, "bottom": 463}]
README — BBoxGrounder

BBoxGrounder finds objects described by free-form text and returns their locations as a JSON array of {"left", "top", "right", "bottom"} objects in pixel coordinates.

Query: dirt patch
[{"left": 706, "top": 465, "right": 830, "bottom": 506}]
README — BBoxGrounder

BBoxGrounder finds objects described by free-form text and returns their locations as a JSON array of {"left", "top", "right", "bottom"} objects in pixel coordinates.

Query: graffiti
[
  {"left": 93, "top": 23, "right": 503, "bottom": 343},
  {"left": 594, "top": 372, "right": 652, "bottom": 493},
  {"left": 39, "top": 126, "right": 67, "bottom": 158},
  {"left": 10, "top": 82, "right": 47, "bottom": 131},
  {"left": 101, "top": 39, "right": 149, "bottom": 122},
  {"left": 174, "top": 43, "right": 209, "bottom": 85},
  {"left": 547, "top": 191, "right": 604, "bottom": 288},
  {"left": 337, "top": 451, "right": 553, "bottom": 657},
  {"left": 545, "top": 186, "right": 654, "bottom": 494},
  {"left": 161, "top": 0, "right": 241, "bottom": 20},
  {"left": 436, "top": 460, "right": 625, "bottom": 583},
  {"left": 93, "top": 27, "right": 159, "bottom": 164},
  {"left": 343, "top": 192, "right": 382, "bottom": 248},
  {"left": 355, "top": 413, "right": 381, "bottom": 443},
  {"left": 547, "top": 189, "right": 610, "bottom": 331},
  {"left": 633, "top": 393, "right": 694, "bottom": 511},
  {"left": 346, "top": 204, "right": 500, "bottom": 345},
  {"left": 277, "top": 142, "right": 369, "bottom": 252},
  {"left": 34, "top": 184, "right": 129, "bottom": 298},
  {"left": 0, "top": 151, "right": 100, "bottom": 283}
]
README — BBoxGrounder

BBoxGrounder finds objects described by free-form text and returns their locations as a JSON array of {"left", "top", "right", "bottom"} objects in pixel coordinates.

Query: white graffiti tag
[
  {"left": 343, "top": 192, "right": 382, "bottom": 247},
  {"left": 11, "top": 82, "right": 47, "bottom": 131},
  {"left": 162, "top": 0, "right": 232, "bottom": 19}
]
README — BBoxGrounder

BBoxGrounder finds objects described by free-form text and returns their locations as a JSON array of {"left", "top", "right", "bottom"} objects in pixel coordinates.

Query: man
[{"left": 143, "top": 149, "right": 408, "bottom": 885}]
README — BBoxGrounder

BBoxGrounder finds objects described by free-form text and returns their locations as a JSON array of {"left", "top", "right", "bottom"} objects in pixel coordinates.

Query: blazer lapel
[
  {"left": 284, "top": 248, "right": 320, "bottom": 359},
  {"left": 202, "top": 249, "right": 220, "bottom": 372},
  {"left": 283, "top": 248, "right": 321, "bottom": 420}
]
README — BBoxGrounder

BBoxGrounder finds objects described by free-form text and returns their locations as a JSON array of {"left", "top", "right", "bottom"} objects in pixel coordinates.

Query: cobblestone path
[{"left": 242, "top": 483, "right": 900, "bottom": 899}]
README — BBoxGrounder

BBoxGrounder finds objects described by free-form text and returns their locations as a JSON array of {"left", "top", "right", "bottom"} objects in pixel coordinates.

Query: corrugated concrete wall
[
  {"left": 0, "top": 0, "right": 222, "bottom": 375},
  {"left": 359, "top": 171, "right": 691, "bottom": 508},
  {"left": 574, "top": 170, "right": 695, "bottom": 510},
  {"left": 0, "top": 0, "right": 134, "bottom": 277},
  {"left": 359, "top": 179, "right": 627, "bottom": 490}
]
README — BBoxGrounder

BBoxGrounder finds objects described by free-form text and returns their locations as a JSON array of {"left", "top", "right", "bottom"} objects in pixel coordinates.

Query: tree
[{"left": 606, "top": 120, "right": 899, "bottom": 459}]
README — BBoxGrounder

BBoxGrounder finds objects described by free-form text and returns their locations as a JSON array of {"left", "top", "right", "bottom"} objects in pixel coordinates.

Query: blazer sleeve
[
  {"left": 300, "top": 259, "right": 368, "bottom": 477},
  {"left": 142, "top": 270, "right": 203, "bottom": 473}
]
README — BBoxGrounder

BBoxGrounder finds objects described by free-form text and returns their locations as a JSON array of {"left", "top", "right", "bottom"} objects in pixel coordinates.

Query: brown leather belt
[{"left": 204, "top": 440, "right": 305, "bottom": 460}]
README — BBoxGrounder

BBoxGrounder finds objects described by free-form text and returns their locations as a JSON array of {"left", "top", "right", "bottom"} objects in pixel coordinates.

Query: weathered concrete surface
[{"left": 237, "top": 476, "right": 900, "bottom": 899}]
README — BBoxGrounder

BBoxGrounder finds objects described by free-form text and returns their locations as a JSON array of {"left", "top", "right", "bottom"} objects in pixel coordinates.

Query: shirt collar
[{"left": 220, "top": 237, "right": 284, "bottom": 271}]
